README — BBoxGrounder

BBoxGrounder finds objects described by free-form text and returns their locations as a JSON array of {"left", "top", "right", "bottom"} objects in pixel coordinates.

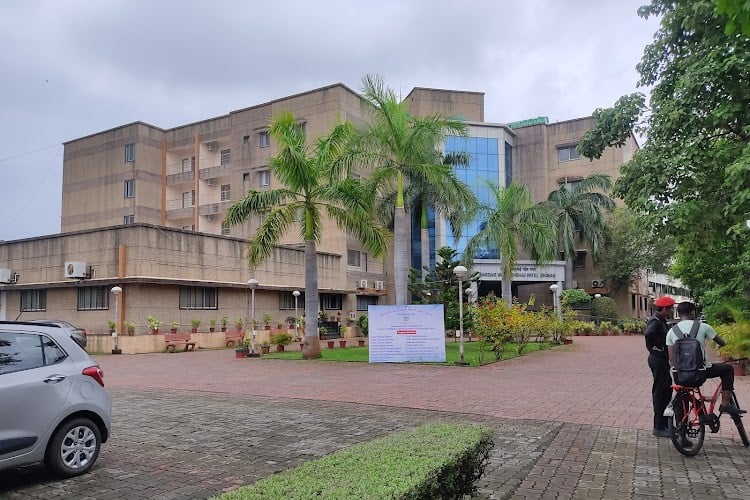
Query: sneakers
[
  {"left": 652, "top": 428, "right": 671, "bottom": 438},
  {"left": 719, "top": 404, "right": 747, "bottom": 416}
]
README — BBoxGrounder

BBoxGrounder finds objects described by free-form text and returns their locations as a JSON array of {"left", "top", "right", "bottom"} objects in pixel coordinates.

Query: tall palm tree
[
  {"left": 373, "top": 151, "right": 477, "bottom": 279},
  {"left": 544, "top": 174, "right": 614, "bottom": 289},
  {"left": 224, "top": 112, "right": 389, "bottom": 359},
  {"left": 464, "top": 182, "right": 557, "bottom": 305},
  {"left": 352, "top": 74, "right": 468, "bottom": 304}
]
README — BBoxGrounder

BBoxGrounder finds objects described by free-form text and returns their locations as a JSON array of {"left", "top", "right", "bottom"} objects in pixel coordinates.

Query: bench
[
  {"left": 164, "top": 333, "right": 197, "bottom": 352},
  {"left": 224, "top": 330, "right": 245, "bottom": 347}
]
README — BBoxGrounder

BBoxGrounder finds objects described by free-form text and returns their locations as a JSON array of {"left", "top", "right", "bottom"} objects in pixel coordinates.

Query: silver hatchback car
[{"left": 0, "top": 321, "right": 111, "bottom": 477}]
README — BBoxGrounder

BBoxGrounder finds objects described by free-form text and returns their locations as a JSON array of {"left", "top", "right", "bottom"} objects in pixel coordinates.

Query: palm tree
[
  {"left": 372, "top": 151, "right": 477, "bottom": 280},
  {"left": 352, "top": 74, "right": 468, "bottom": 304},
  {"left": 464, "top": 182, "right": 557, "bottom": 305},
  {"left": 544, "top": 174, "right": 614, "bottom": 289},
  {"left": 224, "top": 112, "right": 389, "bottom": 359}
]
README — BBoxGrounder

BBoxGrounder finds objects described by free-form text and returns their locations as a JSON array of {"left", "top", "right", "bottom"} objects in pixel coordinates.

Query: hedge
[{"left": 215, "top": 422, "right": 494, "bottom": 500}]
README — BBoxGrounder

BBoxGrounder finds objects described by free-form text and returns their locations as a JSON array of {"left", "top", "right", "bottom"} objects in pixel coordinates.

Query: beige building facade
[{"left": 0, "top": 83, "right": 647, "bottom": 352}]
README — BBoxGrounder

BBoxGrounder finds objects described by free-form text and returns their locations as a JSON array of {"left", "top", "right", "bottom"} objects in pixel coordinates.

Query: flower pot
[
  {"left": 358, "top": 340, "right": 366, "bottom": 347},
  {"left": 327, "top": 340, "right": 335, "bottom": 349},
  {"left": 264, "top": 325, "right": 271, "bottom": 330},
  {"left": 276, "top": 345, "right": 285, "bottom": 352},
  {"left": 152, "top": 328, "right": 159, "bottom": 335},
  {"left": 320, "top": 334, "right": 327, "bottom": 340},
  {"left": 260, "top": 345, "right": 270, "bottom": 355},
  {"left": 127, "top": 329, "right": 135, "bottom": 336},
  {"left": 170, "top": 328, "right": 178, "bottom": 334},
  {"left": 209, "top": 327, "right": 215, "bottom": 332},
  {"left": 338, "top": 340, "right": 347, "bottom": 348},
  {"left": 728, "top": 358, "right": 747, "bottom": 377},
  {"left": 221, "top": 326, "right": 227, "bottom": 332},
  {"left": 191, "top": 328, "right": 198, "bottom": 333},
  {"left": 235, "top": 347, "right": 249, "bottom": 359}
]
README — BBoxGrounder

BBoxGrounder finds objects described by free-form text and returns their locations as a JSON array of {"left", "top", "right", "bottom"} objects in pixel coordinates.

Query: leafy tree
[
  {"left": 225, "top": 112, "right": 389, "bottom": 359},
  {"left": 544, "top": 174, "right": 615, "bottom": 288},
  {"left": 714, "top": 0, "right": 750, "bottom": 35},
  {"left": 463, "top": 182, "right": 557, "bottom": 305},
  {"left": 352, "top": 75, "right": 468, "bottom": 304},
  {"left": 595, "top": 208, "right": 674, "bottom": 293},
  {"left": 408, "top": 246, "right": 478, "bottom": 332},
  {"left": 578, "top": 0, "right": 750, "bottom": 307}
]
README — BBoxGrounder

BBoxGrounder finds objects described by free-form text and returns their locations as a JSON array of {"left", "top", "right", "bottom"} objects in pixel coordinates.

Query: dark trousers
[
  {"left": 648, "top": 354, "right": 672, "bottom": 430},
  {"left": 706, "top": 362, "right": 734, "bottom": 391}
]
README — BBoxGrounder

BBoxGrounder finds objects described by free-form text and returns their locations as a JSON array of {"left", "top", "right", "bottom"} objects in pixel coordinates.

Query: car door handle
[{"left": 44, "top": 375, "right": 66, "bottom": 383}]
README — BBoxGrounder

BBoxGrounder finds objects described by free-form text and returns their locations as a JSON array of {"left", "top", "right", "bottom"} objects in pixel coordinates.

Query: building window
[
  {"left": 557, "top": 145, "right": 580, "bottom": 162},
  {"left": 21, "top": 289, "right": 46, "bottom": 312},
  {"left": 280, "top": 291, "right": 305, "bottom": 310},
  {"left": 124, "top": 143, "right": 135, "bottom": 162},
  {"left": 181, "top": 157, "right": 195, "bottom": 173},
  {"left": 220, "top": 149, "right": 231, "bottom": 166},
  {"left": 259, "top": 131, "right": 270, "bottom": 148},
  {"left": 356, "top": 295, "right": 378, "bottom": 311},
  {"left": 574, "top": 251, "right": 587, "bottom": 268},
  {"left": 243, "top": 135, "right": 250, "bottom": 144},
  {"left": 77, "top": 286, "right": 109, "bottom": 311},
  {"left": 320, "top": 293, "right": 342, "bottom": 310},
  {"left": 220, "top": 221, "right": 230, "bottom": 236},
  {"left": 504, "top": 142, "right": 513, "bottom": 187},
  {"left": 182, "top": 190, "right": 195, "bottom": 208},
  {"left": 220, "top": 184, "right": 231, "bottom": 201},
  {"left": 259, "top": 170, "right": 270, "bottom": 187},
  {"left": 123, "top": 215, "right": 134, "bottom": 224},
  {"left": 124, "top": 179, "right": 135, "bottom": 199},
  {"left": 179, "top": 287, "right": 218, "bottom": 310},
  {"left": 347, "top": 249, "right": 361, "bottom": 267}
]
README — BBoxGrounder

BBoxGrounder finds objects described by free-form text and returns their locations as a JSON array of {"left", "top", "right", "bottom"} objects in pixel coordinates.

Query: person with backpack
[
  {"left": 666, "top": 301, "right": 741, "bottom": 416},
  {"left": 645, "top": 295, "right": 676, "bottom": 437}
]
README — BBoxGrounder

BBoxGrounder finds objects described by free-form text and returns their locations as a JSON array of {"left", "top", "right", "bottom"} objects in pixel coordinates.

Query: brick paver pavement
[{"left": 1, "top": 336, "right": 748, "bottom": 499}]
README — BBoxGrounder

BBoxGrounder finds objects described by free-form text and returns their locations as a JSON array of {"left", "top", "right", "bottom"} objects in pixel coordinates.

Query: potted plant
[
  {"left": 263, "top": 313, "right": 273, "bottom": 330},
  {"left": 260, "top": 341, "right": 271, "bottom": 355},
  {"left": 270, "top": 332, "right": 292, "bottom": 352},
  {"left": 147, "top": 315, "right": 161, "bottom": 335},
  {"left": 235, "top": 336, "right": 250, "bottom": 358},
  {"left": 125, "top": 321, "right": 136, "bottom": 336},
  {"left": 319, "top": 325, "right": 328, "bottom": 340},
  {"left": 107, "top": 320, "right": 116, "bottom": 334},
  {"left": 221, "top": 315, "right": 230, "bottom": 332},
  {"left": 170, "top": 321, "right": 179, "bottom": 334},
  {"left": 191, "top": 318, "right": 201, "bottom": 333},
  {"left": 235, "top": 317, "right": 244, "bottom": 331},
  {"left": 338, "top": 339, "right": 347, "bottom": 348},
  {"left": 209, "top": 317, "right": 217, "bottom": 332}
]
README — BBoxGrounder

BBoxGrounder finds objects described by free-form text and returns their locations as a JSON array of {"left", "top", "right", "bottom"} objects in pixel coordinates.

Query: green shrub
[
  {"left": 357, "top": 314, "right": 369, "bottom": 336},
  {"left": 215, "top": 422, "right": 494, "bottom": 500},
  {"left": 561, "top": 288, "right": 591, "bottom": 308},
  {"left": 269, "top": 333, "right": 292, "bottom": 346},
  {"left": 591, "top": 296, "right": 618, "bottom": 322}
]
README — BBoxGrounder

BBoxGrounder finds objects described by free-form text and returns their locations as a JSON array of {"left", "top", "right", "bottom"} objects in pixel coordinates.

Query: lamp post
[
  {"left": 110, "top": 286, "right": 122, "bottom": 355},
  {"left": 248, "top": 279, "right": 258, "bottom": 355},
  {"left": 549, "top": 284, "right": 561, "bottom": 320},
  {"left": 453, "top": 265, "right": 468, "bottom": 365},
  {"left": 292, "top": 290, "right": 300, "bottom": 342}
]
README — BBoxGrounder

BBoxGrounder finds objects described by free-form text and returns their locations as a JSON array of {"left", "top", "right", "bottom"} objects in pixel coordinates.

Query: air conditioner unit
[
  {"left": 64, "top": 261, "right": 89, "bottom": 279},
  {"left": 357, "top": 279, "right": 368, "bottom": 289},
  {"left": 207, "top": 141, "right": 218, "bottom": 152},
  {"left": 374, "top": 280, "right": 385, "bottom": 290},
  {"left": 0, "top": 268, "right": 17, "bottom": 284},
  {"left": 592, "top": 279, "right": 605, "bottom": 288}
]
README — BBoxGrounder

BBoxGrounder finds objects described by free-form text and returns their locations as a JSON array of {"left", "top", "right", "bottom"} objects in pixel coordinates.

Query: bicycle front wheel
[
  {"left": 730, "top": 392, "right": 749, "bottom": 447},
  {"left": 669, "top": 392, "right": 705, "bottom": 456}
]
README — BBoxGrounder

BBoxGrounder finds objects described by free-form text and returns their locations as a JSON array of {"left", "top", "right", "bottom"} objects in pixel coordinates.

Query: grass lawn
[{"left": 262, "top": 339, "right": 552, "bottom": 367}]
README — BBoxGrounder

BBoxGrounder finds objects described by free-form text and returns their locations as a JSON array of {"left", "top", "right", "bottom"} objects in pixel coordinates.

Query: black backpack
[{"left": 670, "top": 320, "right": 707, "bottom": 387}]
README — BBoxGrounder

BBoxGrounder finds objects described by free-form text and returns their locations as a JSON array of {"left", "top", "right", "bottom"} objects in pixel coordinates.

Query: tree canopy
[{"left": 578, "top": 0, "right": 750, "bottom": 306}]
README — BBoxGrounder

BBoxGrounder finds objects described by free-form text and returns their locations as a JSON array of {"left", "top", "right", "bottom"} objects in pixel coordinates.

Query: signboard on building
[
  {"left": 472, "top": 260, "right": 565, "bottom": 282},
  {"left": 368, "top": 304, "right": 445, "bottom": 363}
]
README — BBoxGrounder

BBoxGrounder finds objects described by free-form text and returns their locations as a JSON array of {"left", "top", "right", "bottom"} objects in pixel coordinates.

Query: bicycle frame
[{"left": 671, "top": 380, "right": 722, "bottom": 433}]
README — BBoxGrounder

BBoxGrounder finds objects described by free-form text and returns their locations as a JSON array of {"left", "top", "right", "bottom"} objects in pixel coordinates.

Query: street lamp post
[
  {"left": 453, "top": 265, "right": 468, "bottom": 366},
  {"left": 248, "top": 279, "right": 258, "bottom": 355},
  {"left": 549, "top": 284, "right": 561, "bottom": 320},
  {"left": 292, "top": 290, "right": 300, "bottom": 342},
  {"left": 110, "top": 286, "right": 122, "bottom": 355}
]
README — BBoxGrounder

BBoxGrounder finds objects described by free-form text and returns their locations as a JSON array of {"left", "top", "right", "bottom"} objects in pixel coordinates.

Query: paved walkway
[{"left": 1, "top": 336, "right": 748, "bottom": 499}]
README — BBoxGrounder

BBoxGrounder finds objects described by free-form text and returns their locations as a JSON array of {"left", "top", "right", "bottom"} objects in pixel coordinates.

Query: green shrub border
[{"left": 215, "top": 422, "right": 494, "bottom": 500}]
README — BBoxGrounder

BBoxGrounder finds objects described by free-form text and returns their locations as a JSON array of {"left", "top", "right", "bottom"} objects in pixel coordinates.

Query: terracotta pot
[
  {"left": 221, "top": 326, "right": 227, "bottom": 332},
  {"left": 209, "top": 327, "right": 215, "bottom": 332},
  {"left": 127, "top": 329, "right": 135, "bottom": 336},
  {"left": 276, "top": 345, "right": 285, "bottom": 352},
  {"left": 152, "top": 328, "right": 159, "bottom": 335},
  {"left": 327, "top": 340, "right": 335, "bottom": 349},
  {"left": 728, "top": 359, "right": 747, "bottom": 377},
  {"left": 191, "top": 328, "right": 198, "bottom": 333},
  {"left": 235, "top": 348, "right": 248, "bottom": 359},
  {"left": 170, "top": 328, "right": 177, "bottom": 334},
  {"left": 260, "top": 345, "right": 270, "bottom": 354},
  {"left": 338, "top": 340, "right": 347, "bottom": 348},
  {"left": 358, "top": 340, "right": 366, "bottom": 347}
]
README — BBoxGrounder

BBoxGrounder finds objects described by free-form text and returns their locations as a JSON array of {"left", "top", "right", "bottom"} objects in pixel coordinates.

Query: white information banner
[{"left": 368, "top": 304, "right": 446, "bottom": 363}]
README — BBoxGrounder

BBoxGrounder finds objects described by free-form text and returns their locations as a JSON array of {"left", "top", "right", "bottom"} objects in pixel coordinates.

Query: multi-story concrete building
[{"left": 0, "top": 83, "right": 646, "bottom": 352}]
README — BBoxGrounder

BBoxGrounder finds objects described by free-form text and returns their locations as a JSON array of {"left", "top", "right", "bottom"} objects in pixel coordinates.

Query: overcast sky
[{"left": 0, "top": 0, "right": 659, "bottom": 241}]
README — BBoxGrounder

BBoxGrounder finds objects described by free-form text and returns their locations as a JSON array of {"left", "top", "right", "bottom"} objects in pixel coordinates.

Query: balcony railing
[
  {"left": 166, "top": 170, "right": 195, "bottom": 185},
  {"left": 200, "top": 163, "right": 231, "bottom": 181},
  {"left": 199, "top": 200, "right": 233, "bottom": 216}
]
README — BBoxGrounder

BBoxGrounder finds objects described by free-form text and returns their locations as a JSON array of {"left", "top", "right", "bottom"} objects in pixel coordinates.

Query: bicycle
[{"left": 667, "top": 380, "right": 749, "bottom": 456}]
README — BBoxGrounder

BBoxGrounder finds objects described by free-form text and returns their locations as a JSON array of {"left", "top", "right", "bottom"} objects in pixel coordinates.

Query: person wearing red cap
[{"left": 645, "top": 295, "right": 676, "bottom": 437}]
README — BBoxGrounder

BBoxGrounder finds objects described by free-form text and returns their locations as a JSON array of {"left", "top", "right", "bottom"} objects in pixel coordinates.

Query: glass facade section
[{"left": 442, "top": 135, "right": 502, "bottom": 258}]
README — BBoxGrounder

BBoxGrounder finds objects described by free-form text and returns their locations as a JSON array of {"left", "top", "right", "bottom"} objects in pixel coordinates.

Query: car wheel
[{"left": 45, "top": 417, "right": 102, "bottom": 477}]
